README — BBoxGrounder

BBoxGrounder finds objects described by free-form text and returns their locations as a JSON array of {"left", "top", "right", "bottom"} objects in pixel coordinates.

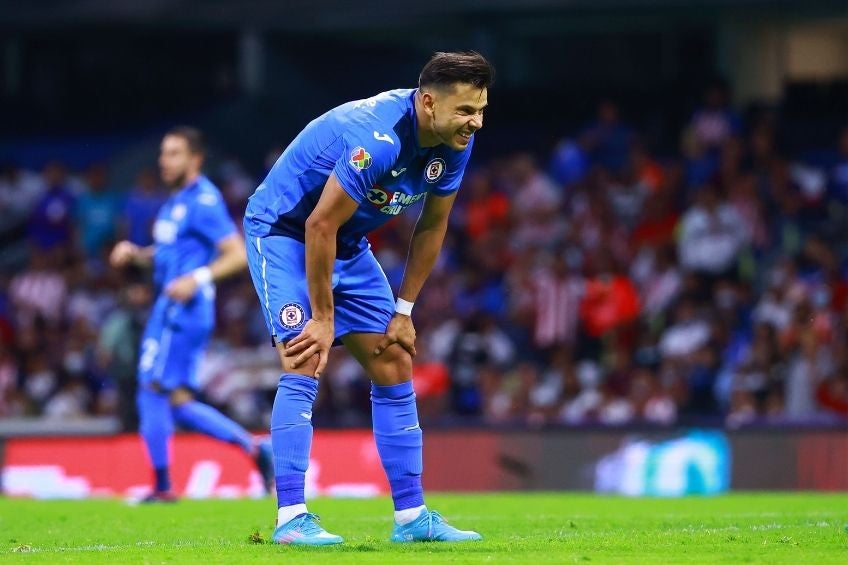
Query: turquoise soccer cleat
[
  {"left": 272, "top": 513, "right": 344, "bottom": 546},
  {"left": 390, "top": 509, "right": 482, "bottom": 542}
]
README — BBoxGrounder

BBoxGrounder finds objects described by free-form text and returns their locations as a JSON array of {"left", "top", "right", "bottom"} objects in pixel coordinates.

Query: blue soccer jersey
[
  {"left": 244, "top": 88, "right": 474, "bottom": 258},
  {"left": 138, "top": 175, "right": 235, "bottom": 390},
  {"left": 150, "top": 175, "right": 236, "bottom": 329}
]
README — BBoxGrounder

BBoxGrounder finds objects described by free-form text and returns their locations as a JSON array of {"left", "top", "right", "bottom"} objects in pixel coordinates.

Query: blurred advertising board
[
  {"left": 3, "top": 428, "right": 848, "bottom": 498},
  {"left": 2, "top": 431, "right": 386, "bottom": 500}
]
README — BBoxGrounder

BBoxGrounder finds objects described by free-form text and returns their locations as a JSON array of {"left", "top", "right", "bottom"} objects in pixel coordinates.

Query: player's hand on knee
[
  {"left": 285, "top": 319, "right": 333, "bottom": 377},
  {"left": 374, "top": 315, "right": 417, "bottom": 358},
  {"left": 164, "top": 274, "right": 198, "bottom": 303},
  {"left": 110, "top": 241, "right": 138, "bottom": 267}
]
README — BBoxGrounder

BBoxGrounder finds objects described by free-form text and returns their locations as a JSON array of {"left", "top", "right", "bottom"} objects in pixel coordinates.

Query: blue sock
[
  {"left": 371, "top": 381, "right": 424, "bottom": 511},
  {"left": 154, "top": 467, "right": 170, "bottom": 493},
  {"left": 137, "top": 388, "right": 174, "bottom": 492},
  {"left": 271, "top": 374, "right": 318, "bottom": 508},
  {"left": 172, "top": 400, "right": 254, "bottom": 453}
]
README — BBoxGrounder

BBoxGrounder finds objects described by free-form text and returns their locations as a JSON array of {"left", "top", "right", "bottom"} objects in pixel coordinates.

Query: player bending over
[{"left": 244, "top": 51, "right": 493, "bottom": 544}]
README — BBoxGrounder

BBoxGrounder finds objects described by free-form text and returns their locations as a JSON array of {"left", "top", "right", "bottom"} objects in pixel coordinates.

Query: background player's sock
[
  {"left": 153, "top": 467, "right": 171, "bottom": 493},
  {"left": 371, "top": 381, "right": 425, "bottom": 519},
  {"left": 171, "top": 400, "right": 253, "bottom": 453},
  {"left": 137, "top": 388, "right": 174, "bottom": 492},
  {"left": 271, "top": 374, "right": 318, "bottom": 514}
]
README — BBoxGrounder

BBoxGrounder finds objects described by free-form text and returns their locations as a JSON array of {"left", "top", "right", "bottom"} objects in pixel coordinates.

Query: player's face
[
  {"left": 428, "top": 83, "right": 488, "bottom": 151},
  {"left": 159, "top": 134, "right": 201, "bottom": 189}
]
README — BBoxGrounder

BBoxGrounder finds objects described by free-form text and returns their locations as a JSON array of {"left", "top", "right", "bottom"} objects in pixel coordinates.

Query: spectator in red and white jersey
[
  {"left": 531, "top": 251, "right": 584, "bottom": 352},
  {"left": 9, "top": 252, "right": 67, "bottom": 328}
]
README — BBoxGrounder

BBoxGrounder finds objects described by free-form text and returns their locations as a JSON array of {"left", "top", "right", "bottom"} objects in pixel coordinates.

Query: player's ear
[{"left": 420, "top": 90, "right": 436, "bottom": 117}]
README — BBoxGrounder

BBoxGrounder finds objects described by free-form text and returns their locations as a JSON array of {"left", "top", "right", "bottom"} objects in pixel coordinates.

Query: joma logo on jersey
[{"left": 349, "top": 147, "right": 372, "bottom": 172}]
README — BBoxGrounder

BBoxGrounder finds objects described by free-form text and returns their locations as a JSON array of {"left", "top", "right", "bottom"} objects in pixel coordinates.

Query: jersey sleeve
[
  {"left": 191, "top": 190, "right": 237, "bottom": 244},
  {"left": 431, "top": 135, "right": 474, "bottom": 197},
  {"left": 332, "top": 129, "right": 398, "bottom": 204}
]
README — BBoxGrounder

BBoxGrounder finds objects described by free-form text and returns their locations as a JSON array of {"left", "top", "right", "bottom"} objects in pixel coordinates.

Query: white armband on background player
[
  {"left": 395, "top": 298, "right": 414, "bottom": 316},
  {"left": 192, "top": 266, "right": 213, "bottom": 286}
]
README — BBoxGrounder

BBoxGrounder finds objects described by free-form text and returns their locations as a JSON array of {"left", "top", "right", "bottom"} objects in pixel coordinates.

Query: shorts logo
[
  {"left": 366, "top": 186, "right": 390, "bottom": 206},
  {"left": 424, "top": 158, "right": 446, "bottom": 184},
  {"left": 279, "top": 303, "right": 306, "bottom": 329},
  {"left": 349, "top": 147, "right": 372, "bottom": 172}
]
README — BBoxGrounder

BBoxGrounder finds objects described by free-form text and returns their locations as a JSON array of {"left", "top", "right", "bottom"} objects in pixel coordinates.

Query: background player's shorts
[
  {"left": 246, "top": 235, "right": 394, "bottom": 345},
  {"left": 136, "top": 297, "right": 211, "bottom": 391}
]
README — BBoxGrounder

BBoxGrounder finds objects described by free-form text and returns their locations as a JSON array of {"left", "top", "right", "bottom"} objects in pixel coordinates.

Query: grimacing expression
[
  {"left": 158, "top": 135, "right": 201, "bottom": 189},
  {"left": 429, "top": 83, "right": 488, "bottom": 151}
]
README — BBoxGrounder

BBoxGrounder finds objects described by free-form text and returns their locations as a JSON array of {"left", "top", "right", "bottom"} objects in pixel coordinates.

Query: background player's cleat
[
  {"left": 253, "top": 438, "right": 274, "bottom": 494},
  {"left": 139, "top": 490, "right": 178, "bottom": 503},
  {"left": 272, "top": 513, "right": 344, "bottom": 545},
  {"left": 390, "top": 509, "right": 482, "bottom": 542}
]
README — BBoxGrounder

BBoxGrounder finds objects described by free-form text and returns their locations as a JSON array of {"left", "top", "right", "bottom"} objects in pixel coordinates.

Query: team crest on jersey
[
  {"left": 171, "top": 204, "right": 187, "bottom": 221},
  {"left": 349, "top": 147, "right": 372, "bottom": 172},
  {"left": 279, "top": 303, "right": 306, "bottom": 329},
  {"left": 366, "top": 186, "right": 390, "bottom": 206},
  {"left": 424, "top": 158, "right": 446, "bottom": 184}
]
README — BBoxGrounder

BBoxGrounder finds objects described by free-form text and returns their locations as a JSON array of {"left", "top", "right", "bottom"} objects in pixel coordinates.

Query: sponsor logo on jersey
[
  {"left": 424, "top": 158, "right": 446, "bottom": 183},
  {"left": 366, "top": 184, "right": 427, "bottom": 216},
  {"left": 367, "top": 187, "right": 390, "bottom": 206},
  {"left": 153, "top": 219, "right": 178, "bottom": 244},
  {"left": 279, "top": 303, "right": 306, "bottom": 329},
  {"left": 349, "top": 147, "right": 372, "bottom": 172}
]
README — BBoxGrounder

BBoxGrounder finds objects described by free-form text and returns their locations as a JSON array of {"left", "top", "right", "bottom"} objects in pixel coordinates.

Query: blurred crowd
[{"left": 2, "top": 85, "right": 848, "bottom": 430}]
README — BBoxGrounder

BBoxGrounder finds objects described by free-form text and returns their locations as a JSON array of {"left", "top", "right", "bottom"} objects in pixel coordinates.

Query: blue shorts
[
  {"left": 136, "top": 297, "right": 211, "bottom": 391},
  {"left": 246, "top": 235, "right": 394, "bottom": 345}
]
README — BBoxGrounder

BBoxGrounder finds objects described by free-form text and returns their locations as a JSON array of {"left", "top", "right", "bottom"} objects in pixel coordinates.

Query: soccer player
[
  {"left": 110, "top": 127, "right": 274, "bottom": 501},
  {"left": 244, "top": 51, "right": 493, "bottom": 544}
]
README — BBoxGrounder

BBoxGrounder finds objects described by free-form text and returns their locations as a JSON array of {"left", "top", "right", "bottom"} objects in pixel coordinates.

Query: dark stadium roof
[{"left": 1, "top": 0, "right": 845, "bottom": 31}]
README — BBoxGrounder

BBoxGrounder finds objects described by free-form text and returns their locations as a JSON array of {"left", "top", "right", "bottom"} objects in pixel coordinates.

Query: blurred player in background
[
  {"left": 110, "top": 127, "right": 273, "bottom": 502},
  {"left": 244, "top": 51, "right": 493, "bottom": 544}
]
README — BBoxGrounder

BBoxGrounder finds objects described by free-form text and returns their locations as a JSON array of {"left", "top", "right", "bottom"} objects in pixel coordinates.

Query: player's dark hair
[
  {"left": 166, "top": 126, "right": 205, "bottom": 155},
  {"left": 419, "top": 51, "right": 495, "bottom": 91}
]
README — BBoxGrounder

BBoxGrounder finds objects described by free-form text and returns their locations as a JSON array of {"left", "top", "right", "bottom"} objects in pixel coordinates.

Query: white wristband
[
  {"left": 395, "top": 298, "right": 414, "bottom": 316},
  {"left": 192, "top": 266, "right": 213, "bottom": 286}
]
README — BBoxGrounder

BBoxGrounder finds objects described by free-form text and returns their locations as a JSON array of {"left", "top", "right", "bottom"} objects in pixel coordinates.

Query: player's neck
[
  {"left": 414, "top": 93, "right": 440, "bottom": 148},
  {"left": 173, "top": 173, "right": 201, "bottom": 193}
]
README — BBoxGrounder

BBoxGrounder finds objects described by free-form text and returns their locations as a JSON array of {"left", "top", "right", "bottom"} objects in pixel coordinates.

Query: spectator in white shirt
[{"left": 678, "top": 184, "right": 749, "bottom": 276}]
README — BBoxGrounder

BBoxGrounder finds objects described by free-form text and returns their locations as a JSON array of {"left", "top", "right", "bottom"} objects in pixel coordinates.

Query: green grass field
[{"left": 2, "top": 493, "right": 847, "bottom": 563}]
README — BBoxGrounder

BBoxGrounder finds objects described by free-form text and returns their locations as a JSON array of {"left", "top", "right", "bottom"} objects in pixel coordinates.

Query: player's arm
[
  {"left": 399, "top": 191, "right": 457, "bottom": 304},
  {"left": 374, "top": 191, "right": 457, "bottom": 358},
  {"left": 110, "top": 241, "right": 155, "bottom": 268},
  {"left": 206, "top": 233, "right": 248, "bottom": 280},
  {"left": 164, "top": 232, "right": 247, "bottom": 302},
  {"left": 284, "top": 173, "right": 358, "bottom": 377}
]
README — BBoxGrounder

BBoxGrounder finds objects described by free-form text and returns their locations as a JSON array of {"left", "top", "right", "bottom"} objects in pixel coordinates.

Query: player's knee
[
  {"left": 169, "top": 387, "right": 194, "bottom": 406},
  {"left": 371, "top": 345, "right": 413, "bottom": 385},
  {"left": 278, "top": 348, "right": 321, "bottom": 379}
]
